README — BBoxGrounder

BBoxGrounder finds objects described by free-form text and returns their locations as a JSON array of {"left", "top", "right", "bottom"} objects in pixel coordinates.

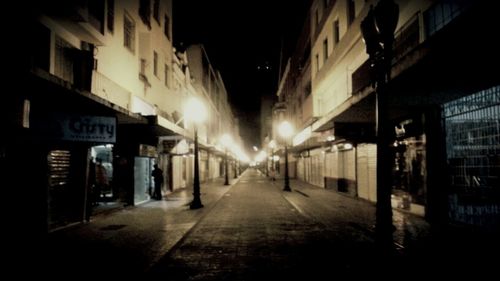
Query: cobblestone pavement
[
  {"left": 27, "top": 176, "right": 236, "bottom": 279},
  {"left": 20, "top": 169, "right": 499, "bottom": 280},
  {"left": 146, "top": 170, "right": 425, "bottom": 280}
]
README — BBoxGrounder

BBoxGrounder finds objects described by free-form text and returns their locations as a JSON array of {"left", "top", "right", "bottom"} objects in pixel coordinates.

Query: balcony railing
[
  {"left": 424, "top": 0, "right": 469, "bottom": 38},
  {"left": 91, "top": 71, "right": 132, "bottom": 110},
  {"left": 351, "top": 59, "right": 372, "bottom": 95},
  {"left": 393, "top": 12, "right": 420, "bottom": 62},
  {"left": 351, "top": 12, "right": 421, "bottom": 95}
]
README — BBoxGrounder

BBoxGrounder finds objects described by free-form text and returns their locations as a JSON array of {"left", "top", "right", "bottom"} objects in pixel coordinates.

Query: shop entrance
[
  {"left": 87, "top": 144, "right": 122, "bottom": 216},
  {"left": 90, "top": 145, "right": 114, "bottom": 203},
  {"left": 391, "top": 117, "right": 427, "bottom": 216}
]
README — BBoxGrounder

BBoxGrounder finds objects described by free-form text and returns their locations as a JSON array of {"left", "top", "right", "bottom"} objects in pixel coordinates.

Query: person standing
[
  {"left": 152, "top": 164, "right": 164, "bottom": 200},
  {"left": 94, "top": 158, "right": 108, "bottom": 203},
  {"left": 270, "top": 167, "right": 276, "bottom": 181}
]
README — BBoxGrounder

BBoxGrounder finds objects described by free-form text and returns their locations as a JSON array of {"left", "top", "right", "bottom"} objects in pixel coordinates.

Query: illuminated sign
[{"left": 57, "top": 115, "right": 116, "bottom": 143}]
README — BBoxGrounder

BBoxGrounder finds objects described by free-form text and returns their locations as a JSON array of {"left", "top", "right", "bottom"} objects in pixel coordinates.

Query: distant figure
[
  {"left": 86, "top": 160, "right": 96, "bottom": 220},
  {"left": 270, "top": 167, "right": 276, "bottom": 181},
  {"left": 152, "top": 164, "right": 164, "bottom": 200},
  {"left": 94, "top": 158, "right": 109, "bottom": 203}
]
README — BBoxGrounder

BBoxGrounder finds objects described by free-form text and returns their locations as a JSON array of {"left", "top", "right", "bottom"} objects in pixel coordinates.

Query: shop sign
[
  {"left": 139, "top": 144, "right": 157, "bottom": 157},
  {"left": 59, "top": 115, "right": 116, "bottom": 143}
]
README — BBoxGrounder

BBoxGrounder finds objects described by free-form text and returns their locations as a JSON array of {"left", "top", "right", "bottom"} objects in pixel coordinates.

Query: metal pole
[
  {"left": 361, "top": 0, "right": 398, "bottom": 238},
  {"left": 375, "top": 73, "right": 393, "bottom": 234},
  {"left": 283, "top": 144, "right": 291, "bottom": 191},
  {"left": 271, "top": 149, "right": 274, "bottom": 172},
  {"left": 375, "top": 0, "right": 399, "bottom": 239},
  {"left": 190, "top": 126, "right": 203, "bottom": 209},
  {"left": 224, "top": 148, "right": 229, "bottom": 185},
  {"left": 234, "top": 159, "right": 238, "bottom": 178},
  {"left": 266, "top": 149, "right": 269, "bottom": 177}
]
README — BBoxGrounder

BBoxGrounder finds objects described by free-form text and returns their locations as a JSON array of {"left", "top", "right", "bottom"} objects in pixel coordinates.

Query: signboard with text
[{"left": 53, "top": 114, "right": 116, "bottom": 143}]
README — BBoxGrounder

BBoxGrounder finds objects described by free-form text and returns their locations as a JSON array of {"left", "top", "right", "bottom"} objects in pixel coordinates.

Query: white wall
[{"left": 95, "top": 0, "right": 175, "bottom": 117}]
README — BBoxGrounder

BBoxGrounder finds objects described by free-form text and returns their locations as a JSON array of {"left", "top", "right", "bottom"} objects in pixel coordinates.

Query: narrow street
[
  {"left": 147, "top": 169, "right": 422, "bottom": 280},
  {"left": 7, "top": 2, "right": 500, "bottom": 280},
  {"left": 23, "top": 169, "right": 498, "bottom": 280}
]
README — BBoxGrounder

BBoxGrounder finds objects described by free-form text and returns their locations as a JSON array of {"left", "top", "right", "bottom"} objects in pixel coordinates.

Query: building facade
[
  {"left": 270, "top": 0, "right": 500, "bottom": 229},
  {"left": 3, "top": 0, "right": 242, "bottom": 237}
]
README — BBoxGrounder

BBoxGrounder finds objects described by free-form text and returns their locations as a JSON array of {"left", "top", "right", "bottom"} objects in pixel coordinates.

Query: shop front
[
  {"left": 390, "top": 116, "right": 427, "bottom": 216},
  {"left": 37, "top": 113, "right": 117, "bottom": 231},
  {"left": 443, "top": 86, "right": 500, "bottom": 228},
  {"left": 134, "top": 144, "right": 157, "bottom": 204}
]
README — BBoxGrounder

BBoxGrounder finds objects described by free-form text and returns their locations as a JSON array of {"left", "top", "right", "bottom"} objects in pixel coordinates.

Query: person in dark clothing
[
  {"left": 94, "top": 158, "right": 108, "bottom": 202},
  {"left": 152, "top": 164, "right": 164, "bottom": 200}
]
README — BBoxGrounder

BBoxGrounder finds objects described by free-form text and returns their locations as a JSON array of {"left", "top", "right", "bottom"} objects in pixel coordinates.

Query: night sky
[{"left": 173, "top": 0, "right": 310, "bottom": 150}]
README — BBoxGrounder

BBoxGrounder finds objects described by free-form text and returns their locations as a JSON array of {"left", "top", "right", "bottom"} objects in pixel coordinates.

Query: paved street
[
  {"left": 24, "top": 175, "right": 234, "bottom": 279},
  {"left": 148, "top": 170, "right": 380, "bottom": 280},
  {"left": 145, "top": 169, "right": 435, "bottom": 280},
  {"left": 20, "top": 169, "right": 498, "bottom": 280}
]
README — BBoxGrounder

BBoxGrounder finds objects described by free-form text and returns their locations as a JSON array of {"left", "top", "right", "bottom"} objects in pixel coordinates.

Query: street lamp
[
  {"left": 361, "top": 0, "right": 399, "bottom": 235},
  {"left": 265, "top": 148, "right": 269, "bottom": 177},
  {"left": 220, "top": 134, "right": 232, "bottom": 185},
  {"left": 234, "top": 158, "right": 238, "bottom": 178},
  {"left": 184, "top": 97, "right": 206, "bottom": 209},
  {"left": 279, "top": 121, "right": 293, "bottom": 192},
  {"left": 269, "top": 140, "right": 276, "bottom": 180}
]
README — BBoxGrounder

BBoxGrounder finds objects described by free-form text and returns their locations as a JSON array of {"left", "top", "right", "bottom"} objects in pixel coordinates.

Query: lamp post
[
  {"left": 221, "top": 134, "right": 231, "bottom": 185},
  {"left": 184, "top": 97, "right": 206, "bottom": 209},
  {"left": 224, "top": 148, "right": 229, "bottom": 185},
  {"left": 234, "top": 159, "right": 238, "bottom": 178},
  {"left": 279, "top": 121, "right": 293, "bottom": 192},
  {"left": 265, "top": 149, "right": 269, "bottom": 177},
  {"left": 269, "top": 140, "right": 276, "bottom": 180},
  {"left": 361, "top": 0, "right": 399, "bottom": 235}
]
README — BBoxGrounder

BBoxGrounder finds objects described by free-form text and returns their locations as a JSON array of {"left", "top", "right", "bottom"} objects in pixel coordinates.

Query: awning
[
  {"left": 146, "top": 115, "right": 190, "bottom": 137},
  {"left": 312, "top": 87, "right": 375, "bottom": 132}
]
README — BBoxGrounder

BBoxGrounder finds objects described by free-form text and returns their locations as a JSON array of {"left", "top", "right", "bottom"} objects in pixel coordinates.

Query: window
[
  {"left": 305, "top": 81, "right": 311, "bottom": 97},
  {"left": 153, "top": 51, "right": 158, "bottom": 77},
  {"left": 316, "top": 9, "right": 320, "bottom": 26},
  {"left": 107, "top": 0, "right": 114, "bottom": 33},
  {"left": 323, "top": 38, "right": 328, "bottom": 62},
  {"left": 333, "top": 20, "right": 340, "bottom": 44},
  {"left": 347, "top": 0, "right": 356, "bottom": 26},
  {"left": 153, "top": 0, "right": 160, "bottom": 24},
  {"left": 89, "top": 0, "right": 105, "bottom": 34},
  {"left": 164, "top": 64, "right": 170, "bottom": 87},
  {"left": 315, "top": 54, "right": 320, "bottom": 72},
  {"left": 140, "top": 59, "right": 147, "bottom": 75},
  {"left": 124, "top": 12, "right": 135, "bottom": 52},
  {"left": 444, "top": 86, "right": 500, "bottom": 226},
  {"left": 139, "top": 0, "right": 151, "bottom": 29},
  {"left": 164, "top": 14, "right": 170, "bottom": 39},
  {"left": 424, "top": 1, "right": 466, "bottom": 37},
  {"left": 54, "top": 36, "right": 74, "bottom": 83},
  {"left": 32, "top": 22, "right": 50, "bottom": 71}
]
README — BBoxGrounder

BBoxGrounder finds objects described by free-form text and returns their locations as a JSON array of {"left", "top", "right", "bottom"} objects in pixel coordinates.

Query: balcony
[
  {"left": 393, "top": 13, "right": 420, "bottom": 62},
  {"left": 43, "top": 0, "right": 106, "bottom": 45},
  {"left": 351, "top": 12, "right": 421, "bottom": 96},
  {"left": 92, "top": 71, "right": 132, "bottom": 110}
]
